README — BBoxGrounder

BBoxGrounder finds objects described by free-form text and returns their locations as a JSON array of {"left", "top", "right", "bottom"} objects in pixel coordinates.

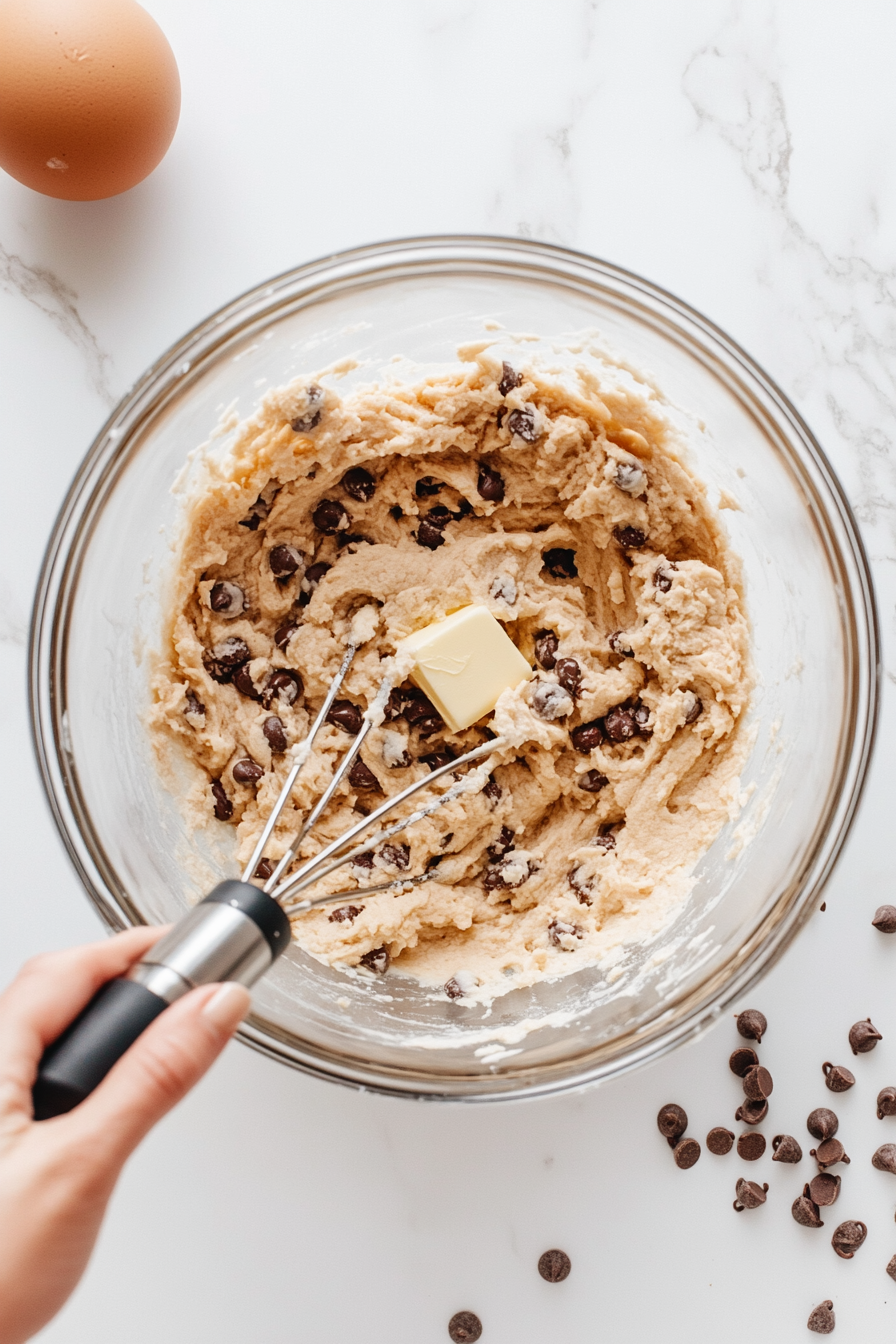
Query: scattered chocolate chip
[
  {"left": 832, "top": 1220, "right": 867, "bottom": 1259},
  {"left": 808, "top": 1109, "right": 839, "bottom": 1141},
  {"left": 232, "top": 662, "right": 262, "bottom": 701},
  {"left": 485, "top": 854, "right": 534, "bottom": 892},
  {"left": 453, "top": 498, "right": 474, "bottom": 520},
  {"left": 537, "top": 1249, "right": 571, "bottom": 1283},
  {"left": 602, "top": 706, "right": 642, "bottom": 743},
  {"left": 887, "top": 1255, "right": 896, "bottom": 1282},
  {"left": 654, "top": 562, "right": 677, "bottom": 593},
  {"left": 269, "top": 544, "right": 303, "bottom": 578},
  {"left": 674, "top": 1137, "right": 701, "bottom": 1169},
  {"left": 683, "top": 693, "right": 703, "bottom": 724},
  {"left": 401, "top": 688, "right": 444, "bottom": 734},
  {"left": 614, "top": 461, "right": 646, "bottom": 494},
  {"left": 567, "top": 866, "right": 594, "bottom": 904},
  {"left": 729, "top": 1046, "right": 759, "bottom": 1077},
  {"left": 849, "top": 1017, "right": 882, "bottom": 1054},
  {"left": 273, "top": 620, "right": 298, "bottom": 650},
  {"left": 389, "top": 504, "right": 403, "bottom": 520},
  {"left": 657, "top": 1103, "right": 688, "bottom": 1146},
  {"left": 262, "top": 669, "right": 303, "bottom": 709},
  {"left": 380, "top": 843, "right": 410, "bottom": 869},
  {"left": 184, "top": 688, "right": 205, "bottom": 720},
  {"left": 359, "top": 946, "right": 390, "bottom": 974},
  {"left": 555, "top": 658, "right": 581, "bottom": 696},
  {"left": 809, "top": 1174, "right": 841, "bottom": 1207},
  {"left": 578, "top": 769, "right": 609, "bottom": 792},
  {"left": 812, "top": 1139, "right": 849, "bottom": 1170},
  {"left": 487, "top": 826, "right": 515, "bottom": 861},
  {"left": 878, "top": 1087, "right": 896, "bottom": 1119},
  {"left": 477, "top": 462, "right": 505, "bottom": 502},
  {"left": 548, "top": 918, "right": 582, "bottom": 950},
  {"left": 807, "top": 1300, "right": 835, "bottom": 1334},
  {"left": 735, "top": 1099, "right": 768, "bottom": 1126},
  {"left": 792, "top": 1186, "right": 824, "bottom": 1228},
  {"left": 327, "top": 700, "right": 363, "bottom": 734},
  {"left": 534, "top": 630, "right": 559, "bottom": 669},
  {"left": 209, "top": 580, "right": 246, "bottom": 616},
  {"left": 608, "top": 630, "right": 634, "bottom": 657},
  {"left": 507, "top": 407, "right": 538, "bottom": 443},
  {"left": 239, "top": 493, "right": 272, "bottom": 530},
  {"left": 211, "top": 779, "right": 232, "bottom": 821},
  {"left": 542, "top": 547, "right": 578, "bottom": 579},
  {"left": 571, "top": 721, "right": 604, "bottom": 753},
  {"left": 342, "top": 467, "right": 376, "bottom": 501},
  {"left": 415, "top": 476, "right": 444, "bottom": 497},
  {"left": 498, "top": 361, "right": 522, "bottom": 396},
  {"left": 772, "top": 1134, "right": 803, "bottom": 1163},
  {"left": 823, "top": 1062, "right": 856, "bottom": 1093},
  {"left": 872, "top": 904, "right": 896, "bottom": 932},
  {"left": 737, "top": 1132, "right": 766, "bottom": 1161},
  {"left": 737, "top": 1009, "right": 767, "bottom": 1043},
  {"left": 348, "top": 758, "right": 380, "bottom": 792},
  {"left": 232, "top": 757, "right": 264, "bottom": 785},
  {"left": 203, "top": 636, "right": 251, "bottom": 682},
  {"left": 312, "top": 499, "right": 350, "bottom": 534},
  {"left": 263, "top": 715, "right": 287, "bottom": 754},
  {"left": 329, "top": 905, "right": 364, "bottom": 924},
  {"left": 483, "top": 775, "right": 502, "bottom": 803},
  {"left": 873, "top": 1143, "right": 896, "bottom": 1174},
  {"left": 254, "top": 858, "right": 274, "bottom": 880},
  {"left": 422, "top": 750, "right": 457, "bottom": 772},
  {"left": 593, "top": 829, "right": 617, "bottom": 852},
  {"left": 707, "top": 1127, "right": 735, "bottom": 1155},
  {"left": 299, "top": 561, "right": 330, "bottom": 606},
  {"left": 743, "top": 1065, "right": 774, "bottom": 1102},
  {"left": 532, "top": 681, "right": 574, "bottom": 721},
  {"left": 445, "top": 977, "right": 465, "bottom": 1001},
  {"left": 820, "top": 902, "right": 826, "bottom": 911},
  {"left": 416, "top": 519, "right": 445, "bottom": 549},
  {"left": 613, "top": 525, "right": 647, "bottom": 548},
  {"left": 290, "top": 386, "right": 324, "bottom": 433},
  {"left": 733, "top": 1178, "right": 768, "bottom": 1212},
  {"left": 447, "top": 1310, "right": 482, "bottom": 1342}
]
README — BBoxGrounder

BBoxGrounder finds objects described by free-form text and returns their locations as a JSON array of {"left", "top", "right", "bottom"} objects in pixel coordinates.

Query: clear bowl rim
[{"left": 29, "top": 233, "right": 880, "bottom": 1103}]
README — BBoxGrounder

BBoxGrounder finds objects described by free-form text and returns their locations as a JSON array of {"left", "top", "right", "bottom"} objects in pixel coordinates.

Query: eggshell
[{"left": 0, "top": 0, "right": 180, "bottom": 201}]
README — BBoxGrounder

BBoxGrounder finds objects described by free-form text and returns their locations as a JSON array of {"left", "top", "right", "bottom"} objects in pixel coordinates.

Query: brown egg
[{"left": 0, "top": 0, "right": 180, "bottom": 201}]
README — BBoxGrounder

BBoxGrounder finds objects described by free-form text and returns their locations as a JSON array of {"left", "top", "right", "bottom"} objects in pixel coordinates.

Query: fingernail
[{"left": 201, "top": 982, "right": 251, "bottom": 1031}]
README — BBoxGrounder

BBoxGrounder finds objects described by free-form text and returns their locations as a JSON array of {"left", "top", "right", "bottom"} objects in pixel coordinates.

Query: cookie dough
[{"left": 150, "top": 341, "right": 751, "bottom": 1001}]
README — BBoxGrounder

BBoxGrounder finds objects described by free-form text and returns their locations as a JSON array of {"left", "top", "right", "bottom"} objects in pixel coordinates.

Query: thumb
[{"left": 66, "top": 982, "right": 250, "bottom": 1160}]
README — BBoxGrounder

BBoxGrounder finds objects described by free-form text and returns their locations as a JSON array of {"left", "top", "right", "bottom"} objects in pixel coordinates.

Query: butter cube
[{"left": 398, "top": 605, "right": 533, "bottom": 733}]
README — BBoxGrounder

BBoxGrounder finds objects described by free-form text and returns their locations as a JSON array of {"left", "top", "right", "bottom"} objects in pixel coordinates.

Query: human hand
[{"left": 0, "top": 928, "right": 250, "bottom": 1344}]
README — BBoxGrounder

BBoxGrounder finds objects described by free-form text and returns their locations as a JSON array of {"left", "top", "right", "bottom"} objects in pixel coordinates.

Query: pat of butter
[{"left": 398, "top": 605, "right": 533, "bottom": 733}]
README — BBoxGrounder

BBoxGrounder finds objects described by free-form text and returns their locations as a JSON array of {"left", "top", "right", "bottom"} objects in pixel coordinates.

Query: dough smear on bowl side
[{"left": 149, "top": 341, "right": 752, "bottom": 1001}]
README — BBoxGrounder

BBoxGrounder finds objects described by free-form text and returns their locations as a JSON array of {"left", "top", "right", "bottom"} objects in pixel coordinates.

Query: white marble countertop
[{"left": 3, "top": 2, "right": 896, "bottom": 1340}]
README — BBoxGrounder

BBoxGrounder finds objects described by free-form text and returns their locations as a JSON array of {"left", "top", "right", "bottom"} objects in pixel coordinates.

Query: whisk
[{"left": 32, "top": 638, "right": 507, "bottom": 1120}]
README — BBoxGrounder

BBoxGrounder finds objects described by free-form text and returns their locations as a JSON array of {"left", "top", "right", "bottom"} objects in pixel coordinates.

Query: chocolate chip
[
  {"left": 421, "top": 749, "right": 456, "bottom": 772},
  {"left": 254, "top": 857, "right": 274, "bottom": 880},
  {"left": 359, "top": 946, "right": 390, "bottom": 974},
  {"left": 729, "top": 1046, "right": 759, "bottom": 1077},
  {"left": 578, "top": 769, "right": 609, "bottom": 792},
  {"left": 554, "top": 658, "right": 581, "bottom": 696},
  {"left": 571, "top": 721, "right": 603, "bottom": 753},
  {"left": 813, "top": 1139, "right": 849, "bottom": 1170},
  {"left": 683, "top": 693, "right": 703, "bottom": 724},
  {"left": 878, "top": 1087, "right": 896, "bottom": 1119},
  {"left": 888, "top": 1255, "right": 896, "bottom": 1283},
  {"left": 534, "top": 630, "right": 559, "bottom": 669},
  {"left": 743, "top": 1065, "right": 774, "bottom": 1102},
  {"left": 613, "top": 525, "right": 647, "bottom": 548},
  {"left": 262, "top": 669, "right": 303, "bottom": 709},
  {"left": 269, "top": 544, "right": 303, "bottom": 578},
  {"left": 447, "top": 1310, "right": 482, "bottom": 1342},
  {"left": 507, "top": 407, "right": 538, "bottom": 443},
  {"left": 342, "top": 467, "right": 376, "bottom": 501},
  {"left": 486, "top": 856, "right": 534, "bottom": 893},
  {"left": 849, "top": 1017, "right": 882, "bottom": 1054},
  {"left": 737, "top": 1132, "right": 766, "bottom": 1161},
  {"left": 823, "top": 1062, "right": 856, "bottom": 1093},
  {"left": 736, "top": 1009, "right": 767, "bottom": 1043},
  {"left": 772, "top": 1134, "right": 803, "bottom": 1163},
  {"left": 567, "top": 866, "right": 594, "bottom": 904},
  {"left": 273, "top": 621, "right": 298, "bottom": 649},
  {"left": 204, "top": 636, "right": 251, "bottom": 680},
  {"left": 403, "top": 690, "right": 443, "bottom": 736},
  {"left": 312, "top": 499, "right": 349, "bottom": 534},
  {"left": 654, "top": 562, "right": 677, "bottom": 593},
  {"left": 608, "top": 630, "right": 634, "bottom": 657},
  {"left": 487, "top": 826, "right": 515, "bottom": 861},
  {"left": 389, "top": 504, "right": 403, "bottom": 520},
  {"left": 290, "top": 386, "right": 324, "bottom": 433},
  {"left": 211, "top": 779, "right": 232, "bottom": 821},
  {"left": 415, "top": 476, "right": 444, "bottom": 497},
  {"left": 657, "top": 1103, "right": 688, "bottom": 1146},
  {"left": 184, "top": 689, "right": 205, "bottom": 720},
  {"left": 380, "top": 843, "right": 410, "bottom": 869},
  {"left": 416, "top": 519, "right": 445, "bottom": 549},
  {"left": 602, "top": 706, "right": 640, "bottom": 743},
  {"left": 832, "top": 1220, "right": 867, "bottom": 1259},
  {"left": 209, "top": 580, "right": 246, "bottom": 616},
  {"left": 872, "top": 904, "right": 896, "bottom": 932},
  {"left": 327, "top": 700, "right": 363, "bottom": 734},
  {"left": 733, "top": 1178, "right": 768, "bottom": 1212},
  {"left": 262, "top": 715, "right": 287, "bottom": 754},
  {"left": 498, "top": 361, "right": 522, "bottom": 396},
  {"left": 299, "top": 561, "right": 330, "bottom": 606},
  {"left": 444, "top": 977, "right": 466, "bottom": 1001},
  {"left": 674, "top": 1137, "right": 701, "bottom": 1169},
  {"left": 873, "top": 1143, "right": 896, "bottom": 1174},
  {"left": 477, "top": 462, "right": 505, "bottom": 502},
  {"left": 348, "top": 758, "right": 380, "bottom": 792},
  {"left": 810, "top": 1174, "right": 841, "bottom": 1206},
  {"left": 542, "top": 547, "right": 577, "bottom": 578},
  {"left": 807, "top": 1300, "right": 835, "bottom": 1334},
  {"left": 425, "top": 505, "right": 453, "bottom": 530},
  {"left": 706, "top": 1127, "right": 735, "bottom": 1155},
  {"left": 735, "top": 1099, "right": 768, "bottom": 1126},
  {"left": 239, "top": 493, "right": 272, "bottom": 530},
  {"left": 593, "top": 828, "right": 617, "bottom": 852},
  {"left": 232, "top": 662, "right": 262, "bottom": 701},
  {"left": 484, "top": 775, "right": 502, "bottom": 803},
  {"left": 329, "top": 905, "right": 364, "bottom": 924},
  {"left": 538, "top": 1249, "right": 571, "bottom": 1283},
  {"left": 232, "top": 757, "right": 264, "bottom": 785},
  {"left": 808, "top": 1109, "right": 839, "bottom": 1141},
  {"left": 532, "top": 681, "right": 574, "bottom": 721},
  {"left": 792, "top": 1186, "right": 825, "bottom": 1227}
]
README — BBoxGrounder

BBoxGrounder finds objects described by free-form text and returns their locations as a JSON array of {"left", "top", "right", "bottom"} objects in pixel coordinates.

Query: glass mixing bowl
[{"left": 30, "top": 237, "right": 878, "bottom": 1101}]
